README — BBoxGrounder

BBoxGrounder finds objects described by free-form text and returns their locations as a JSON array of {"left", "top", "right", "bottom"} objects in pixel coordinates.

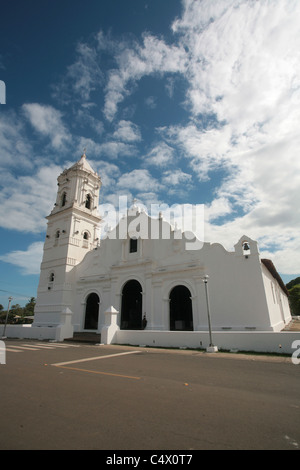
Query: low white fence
[
  {"left": 1, "top": 324, "right": 300, "bottom": 355},
  {"left": 0, "top": 308, "right": 73, "bottom": 342},
  {"left": 116, "top": 329, "right": 300, "bottom": 355},
  {"left": 0, "top": 324, "right": 57, "bottom": 341}
]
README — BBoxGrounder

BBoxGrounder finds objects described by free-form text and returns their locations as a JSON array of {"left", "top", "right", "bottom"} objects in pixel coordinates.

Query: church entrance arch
[
  {"left": 169, "top": 285, "right": 193, "bottom": 331},
  {"left": 121, "top": 280, "right": 143, "bottom": 330},
  {"left": 84, "top": 293, "right": 100, "bottom": 330}
]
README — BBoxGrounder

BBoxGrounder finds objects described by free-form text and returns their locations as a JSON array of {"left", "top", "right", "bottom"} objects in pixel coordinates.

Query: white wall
[
  {"left": 261, "top": 263, "right": 291, "bottom": 330},
  {"left": 0, "top": 324, "right": 57, "bottom": 340},
  {"left": 73, "top": 233, "right": 281, "bottom": 332},
  {"left": 0, "top": 308, "right": 73, "bottom": 341},
  {"left": 1, "top": 324, "right": 299, "bottom": 356},
  {"left": 115, "top": 329, "right": 300, "bottom": 355}
]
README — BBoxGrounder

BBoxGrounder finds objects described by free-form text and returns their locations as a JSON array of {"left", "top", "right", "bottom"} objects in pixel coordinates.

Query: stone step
[
  {"left": 64, "top": 332, "right": 101, "bottom": 343},
  {"left": 282, "top": 318, "right": 300, "bottom": 331}
]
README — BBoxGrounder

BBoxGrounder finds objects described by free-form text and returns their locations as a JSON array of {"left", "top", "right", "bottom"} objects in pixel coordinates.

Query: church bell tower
[{"left": 33, "top": 153, "right": 102, "bottom": 327}]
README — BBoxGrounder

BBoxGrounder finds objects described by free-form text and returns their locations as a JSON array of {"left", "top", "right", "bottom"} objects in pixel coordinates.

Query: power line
[{"left": 0, "top": 288, "right": 34, "bottom": 299}]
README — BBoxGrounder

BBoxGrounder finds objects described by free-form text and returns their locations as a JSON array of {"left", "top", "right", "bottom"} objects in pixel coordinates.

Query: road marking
[
  {"left": 0, "top": 347, "right": 22, "bottom": 353},
  {"left": 22, "top": 343, "right": 56, "bottom": 349},
  {"left": 35, "top": 343, "right": 68, "bottom": 347},
  {"left": 0, "top": 342, "right": 81, "bottom": 354},
  {"left": 51, "top": 350, "right": 141, "bottom": 367},
  {"left": 54, "top": 365, "right": 141, "bottom": 380}
]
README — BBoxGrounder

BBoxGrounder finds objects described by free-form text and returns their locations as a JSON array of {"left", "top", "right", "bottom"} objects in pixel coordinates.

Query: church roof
[
  {"left": 70, "top": 152, "right": 97, "bottom": 175},
  {"left": 261, "top": 259, "right": 288, "bottom": 296}
]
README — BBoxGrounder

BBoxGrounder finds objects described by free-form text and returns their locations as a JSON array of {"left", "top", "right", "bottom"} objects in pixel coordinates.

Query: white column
[
  {"left": 101, "top": 306, "right": 120, "bottom": 344},
  {"left": 152, "top": 279, "right": 166, "bottom": 330}
]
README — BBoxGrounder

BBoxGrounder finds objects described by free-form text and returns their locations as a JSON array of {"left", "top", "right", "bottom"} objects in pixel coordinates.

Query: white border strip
[{"left": 51, "top": 350, "right": 141, "bottom": 367}]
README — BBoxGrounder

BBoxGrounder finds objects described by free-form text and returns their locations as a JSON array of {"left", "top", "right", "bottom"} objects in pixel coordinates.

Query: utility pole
[
  {"left": 203, "top": 276, "right": 218, "bottom": 353},
  {"left": 2, "top": 296, "right": 12, "bottom": 339}
]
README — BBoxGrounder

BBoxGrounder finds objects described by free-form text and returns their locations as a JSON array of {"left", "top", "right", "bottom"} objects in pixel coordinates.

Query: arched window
[
  {"left": 129, "top": 238, "right": 138, "bottom": 253},
  {"left": 55, "top": 230, "right": 60, "bottom": 239},
  {"left": 121, "top": 280, "right": 143, "bottom": 330},
  {"left": 85, "top": 194, "right": 91, "bottom": 209},
  {"left": 61, "top": 192, "right": 67, "bottom": 207},
  {"left": 83, "top": 231, "right": 89, "bottom": 240},
  {"left": 84, "top": 293, "right": 100, "bottom": 330},
  {"left": 49, "top": 273, "right": 55, "bottom": 282},
  {"left": 169, "top": 285, "right": 193, "bottom": 331}
]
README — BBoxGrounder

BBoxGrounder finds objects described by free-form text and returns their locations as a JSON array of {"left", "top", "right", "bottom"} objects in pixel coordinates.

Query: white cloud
[
  {"left": 0, "top": 165, "right": 61, "bottom": 233},
  {"left": 173, "top": 0, "right": 300, "bottom": 136},
  {"left": 98, "top": 141, "right": 137, "bottom": 159},
  {"left": 53, "top": 40, "right": 103, "bottom": 106},
  {"left": 144, "top": 142, "right": 175, "bottom": 167},
  {"left": 259, "top": 237, "right": 300, "bottom": 276},
  {"left": 90, "top": 159, "right": 121, "bottom": 191},
  {"left": 22, "top": 103, "right": 70, "bottom": 150},
  {"left": 135, "top": 192, "right": 161, "bottom": 208},
  {"left": 0, "top": 111, "right": 34, "bottom": 169},
  {"left": 103, "top": 33, "right": 186, "bottom": 121},
  {"left": 165, "top": 0, "right": 300, "bottom": 275},
  {"left": 145, "top": 96, "right": 157, "bottom": 109},
  {"left": 76, "top": 136, "right": 105, "bottom": 158},
  {"left": 205, "top": 197, "right": 232, "bottom": 222},
  {"left": 67, "top": 42, "right": 103, "bottom": 101},
  {"left": 117, "top": 169, "right": 161, "bottom": 193},
  {"left": 162, "top": 169, "right": 192, "bottom": 186},
  {"left": 113, "top": 120, "right": 141, "bottom": 142},
  {"left": 0, "top": 241, "right": 43, "bottom": 275},
  {"left": 164, "top": 123, "right": 233, "bottom": 181},
  {"left": 71, "top": 135, "right": 138, "bottom": 161}
]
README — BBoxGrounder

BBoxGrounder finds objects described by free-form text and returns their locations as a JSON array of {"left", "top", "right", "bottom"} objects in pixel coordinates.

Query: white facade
[
  {"left": 71, "top": 219, "right": 291, "bottom": 334},
  {"left": 31, "top": 156, "right": 291, "bottom": 346}
]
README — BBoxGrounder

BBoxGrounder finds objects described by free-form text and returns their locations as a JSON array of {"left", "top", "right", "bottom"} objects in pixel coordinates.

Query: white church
[{"left": 29, "top": 153, "right": 292, "bottom": 351}]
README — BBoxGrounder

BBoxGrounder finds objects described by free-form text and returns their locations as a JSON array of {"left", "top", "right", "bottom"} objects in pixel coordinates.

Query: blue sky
[{"left": 0, "top": 0, "right": 300, "bottom": 307}]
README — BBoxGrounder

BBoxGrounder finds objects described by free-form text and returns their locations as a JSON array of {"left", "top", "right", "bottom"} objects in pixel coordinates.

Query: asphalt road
[{"left": 0, "top": 340, "right": 299, "bottom": 451}]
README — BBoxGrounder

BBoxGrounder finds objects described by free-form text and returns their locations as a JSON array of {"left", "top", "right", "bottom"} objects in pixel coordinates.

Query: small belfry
[{"left": 33, "top": 153, "right": 102, "bottom": 327}]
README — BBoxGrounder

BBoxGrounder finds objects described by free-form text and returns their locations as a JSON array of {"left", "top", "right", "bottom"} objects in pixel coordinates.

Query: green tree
[
  {"left": 10, "top": 303, "right": 23, "bottom": 323},
  {"left": 288, "top": 284, "right": 300, "bottom": 316},
  {"left": 0, "top": 299, "right": 36, "bottom": 324},
  {"left": 287, "top": 277, "right": 300, "bottom": 290},
  {"left": 0, "top": 308, "right": 6, "bottom": 323},
  {"left": 23, "top": 297, "right": 36, "bottom": 323},
  {"left": 24, "top": 297, "right": 36, "bottom": 316}
]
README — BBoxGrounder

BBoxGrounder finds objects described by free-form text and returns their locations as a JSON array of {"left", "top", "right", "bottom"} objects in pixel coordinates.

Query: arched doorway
[
  {"left": 84, "top": 293, "right": 100, "bottom": 330},
  {"left": 169, "top": 285, "right": 193, "bottom": 331},
  {"left": 121, "top": 280, "right": 143, "bottom": 330}
]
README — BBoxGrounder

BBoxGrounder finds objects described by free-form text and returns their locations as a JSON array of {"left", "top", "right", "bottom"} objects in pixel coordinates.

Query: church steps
[
  {"left": 282, "top": 318, "right": 300, "bottom": 331},
  {"left": 64, "top": 332, "right": 101, "bottom": 343}
]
